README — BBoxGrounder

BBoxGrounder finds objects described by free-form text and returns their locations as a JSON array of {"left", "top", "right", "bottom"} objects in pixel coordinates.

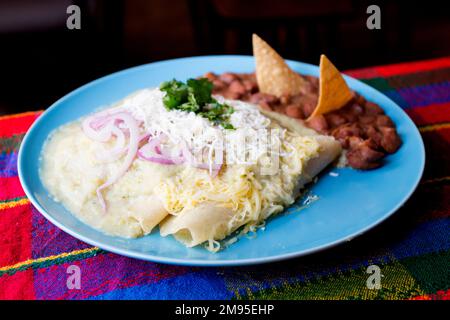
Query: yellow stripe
[
  {"left": 421, "top": 176, "right": 450, "bottom": 185},
  {"left": 419, "top": 122, "right": 450, "bottom": 132},
  {"left": 0, "top": 111, "right": 42, "bottom": 121},
  {"left": 0, "top": 247, "right": 99, "bottom": 272},
  {"left": 0, "top": 198, "right": 30, "bottom": 210}
]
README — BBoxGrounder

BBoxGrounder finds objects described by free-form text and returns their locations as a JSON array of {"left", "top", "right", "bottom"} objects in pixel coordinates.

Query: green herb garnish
[{"left": 160, "top": 78, "right": 235, "bottom": 129}]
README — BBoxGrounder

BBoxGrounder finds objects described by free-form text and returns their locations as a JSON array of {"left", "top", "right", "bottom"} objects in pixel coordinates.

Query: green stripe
[
  {"left": 400, "top": 250, "right": 450, "bottom": 294},
  {"left": 386, "top": 67, "right": 450, "bottom": 90},
  {"left": 0, "top": 196, "right": 28, "bottom": 205},
  {"left": 0, "top": 248, "right": 106, "bottom": 277},
  {"left": 360, "top": 78, "right": 393, "bottom": 92},
  {"left": 234, "top": 250, "right": 450, "bottom": 300},
  {"left": 0, "top": 133, "right": 25, "bottom": 154},
  {"left": 236, "top": 261, "right": 423, "bottom": 300}
]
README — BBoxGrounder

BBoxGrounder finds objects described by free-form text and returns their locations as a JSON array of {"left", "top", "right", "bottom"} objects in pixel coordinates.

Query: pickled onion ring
[{"left": 91, "top": 112, "right": 140, "bottom": 211}]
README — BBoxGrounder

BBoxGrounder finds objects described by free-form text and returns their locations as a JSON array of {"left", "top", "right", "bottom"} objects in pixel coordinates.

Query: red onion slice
[
  {"left": 95, "top": 112, "right": 140, "bottom": 211},
  {"left": 180, "top": 142, "right": 222, "bottom": 174},
  {"left": 97, "top": 132, "right": 150, "bottom": 163},
  {"left": 82, "top": 117, "right": 115, "bottom": 142},
  {"left": 138, "top": 138, "right": 222, "bottom": 175},
  {"left": 95, "top": 126, "right": 126, "bottom": 162},
  {"left": 137, "top": 136, "right": 183, "bottom": 165}
]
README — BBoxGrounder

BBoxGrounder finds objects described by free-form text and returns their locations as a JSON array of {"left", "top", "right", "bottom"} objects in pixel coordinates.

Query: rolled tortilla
[
  {"left": 259, "top": 108, "right": 319, "bottom": 137},
  {"left": 131, "top": 196, "right": 168, "bottom": 234},
  {"left": 159, "top": 116, "right": 341, "bottom": 247},
  {"left": 261, "top": 108, "right": 342, "bottom": 190},
  {"left": 40, "top": 122, "right": 174, "bottom": 238},
  {"left": 97, "top": 194, "right": 168, "bottom": 237},
  {"left": 159, "top": 203, "right": 234, "bottom": 247},
  {"left": 295, "top": 135, "right": 341, "bottom": 194}
]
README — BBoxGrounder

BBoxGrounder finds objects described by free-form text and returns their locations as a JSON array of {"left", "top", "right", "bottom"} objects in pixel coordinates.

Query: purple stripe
[
  {"left": 31, "top": 206, "right": 92, "bottom": 258},
  {"left": 397, "top": 81, "right": 450, "bottom": 108},
  {"left": 0, "top": 152, "right": 18, "bottom": 177},
  {"left": 33, "top": 253, "right": 190, "bottom": 299}
]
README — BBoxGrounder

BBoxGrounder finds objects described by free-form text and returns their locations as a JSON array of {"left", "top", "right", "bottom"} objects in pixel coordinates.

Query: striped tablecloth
[{"left": 1, "top": 57, "right": 449, "bottom": 300}]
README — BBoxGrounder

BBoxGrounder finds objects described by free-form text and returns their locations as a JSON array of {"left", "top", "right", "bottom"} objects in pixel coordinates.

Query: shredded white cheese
[{"left": 121, "top": 88, "right": 272, "bottom": 168}]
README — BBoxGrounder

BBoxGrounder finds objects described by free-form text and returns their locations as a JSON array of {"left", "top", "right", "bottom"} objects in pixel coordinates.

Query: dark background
[{"left": 1, "top": 0, "right": 449, "bottom": 115}]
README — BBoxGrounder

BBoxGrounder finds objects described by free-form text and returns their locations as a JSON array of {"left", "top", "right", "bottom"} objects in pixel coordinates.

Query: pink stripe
[
  {"left": 406, "top": 102, "right": 450, "bottom": 126},
  {"left": 344, "top": 67, "right": 381, "bottom": 79},
  {"left": 375, "top": 57, "right": 450, "bottom": 77},
  {"left": 0, "top": 177, "right": 25, "bottom": 201}
]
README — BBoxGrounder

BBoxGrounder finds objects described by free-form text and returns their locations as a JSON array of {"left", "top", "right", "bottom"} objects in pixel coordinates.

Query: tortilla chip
[
  {"left": 252, "top": 34, "right": 306, "bottom": 96},
  {"left": 309, "top": 54, "right": 353, "bottom": 118}
]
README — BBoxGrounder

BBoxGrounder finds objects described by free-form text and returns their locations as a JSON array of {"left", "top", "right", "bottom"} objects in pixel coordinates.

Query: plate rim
[{"left": 18, "top": 55, "right": 426, "bottom": 266}]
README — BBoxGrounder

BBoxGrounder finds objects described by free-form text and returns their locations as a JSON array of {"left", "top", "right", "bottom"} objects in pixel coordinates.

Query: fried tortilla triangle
[
  {"left": 252, "top": 34, "right": 306, "bottom": 96},
  {"left": 309, "top": 54, "right": 353, "bottom": 118}
]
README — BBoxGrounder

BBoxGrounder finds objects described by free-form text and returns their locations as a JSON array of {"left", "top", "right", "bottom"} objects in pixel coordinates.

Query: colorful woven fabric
[{"left": 1, "top": 58, "right": 449, "bottom": 300}]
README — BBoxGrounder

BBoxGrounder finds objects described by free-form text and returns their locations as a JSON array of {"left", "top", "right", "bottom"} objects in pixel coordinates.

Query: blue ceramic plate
[{"left": 18, "top": 56, "right": 425, "bottom": 266}]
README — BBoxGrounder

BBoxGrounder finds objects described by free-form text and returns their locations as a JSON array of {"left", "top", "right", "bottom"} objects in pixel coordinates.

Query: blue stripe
[
  {"left": 384, "top": 90, "right": 410, "bottom": 109},
  {"left": 0, "top": 152, "right": 18, "bottom": 177},
  {"left": 397, "top": 81, "right": 450, "bottom": 108},
  {"left": 89, "top": 269, "right": 234, "bottom": 300},
  {"left": 391, "top": 218, "right": 450, "bottom": 260}
]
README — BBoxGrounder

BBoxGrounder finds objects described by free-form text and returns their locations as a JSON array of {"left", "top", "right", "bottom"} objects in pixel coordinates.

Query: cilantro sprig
[{"left": 160, "top": 78, "right": 235, "bottom": 129}]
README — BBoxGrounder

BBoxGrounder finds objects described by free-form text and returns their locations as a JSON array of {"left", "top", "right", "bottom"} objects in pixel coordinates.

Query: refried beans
[{"left": 204, "top": 72, "right": 402, "bottom": 170}]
